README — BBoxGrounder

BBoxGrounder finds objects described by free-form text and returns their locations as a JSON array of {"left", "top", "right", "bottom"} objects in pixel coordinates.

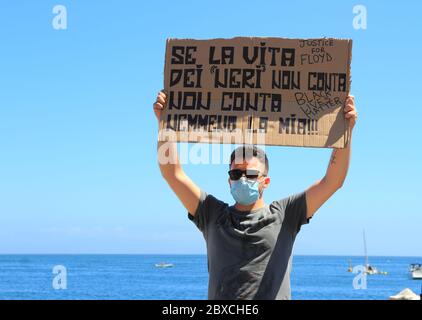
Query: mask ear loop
[{"left": 257, "top": 175, "right": 266, "bottom": 198}]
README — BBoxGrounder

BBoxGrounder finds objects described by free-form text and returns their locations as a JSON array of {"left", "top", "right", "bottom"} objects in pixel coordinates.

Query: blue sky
[{"left": 0, "top": 0, "right": 421, "bottom": 256}]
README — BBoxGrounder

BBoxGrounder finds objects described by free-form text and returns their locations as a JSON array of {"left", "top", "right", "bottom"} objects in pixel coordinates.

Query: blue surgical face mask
[{"left": 230, "top": 177, "right": 260, "bottom": 205}]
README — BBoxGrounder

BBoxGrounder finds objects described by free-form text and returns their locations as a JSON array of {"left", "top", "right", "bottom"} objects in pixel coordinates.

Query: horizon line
[{"left": 0, "top": 253, "right": 421, "bottom": 258}]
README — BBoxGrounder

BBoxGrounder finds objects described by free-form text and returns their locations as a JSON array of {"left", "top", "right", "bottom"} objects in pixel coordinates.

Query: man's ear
[{"left": 262, "top": 176, "right": 270, "bottom": 189}]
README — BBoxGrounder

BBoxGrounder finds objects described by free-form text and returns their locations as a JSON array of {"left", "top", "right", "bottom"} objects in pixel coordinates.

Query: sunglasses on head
[{"left": 228, "top": 169, "right": 264, "bottom": 181}]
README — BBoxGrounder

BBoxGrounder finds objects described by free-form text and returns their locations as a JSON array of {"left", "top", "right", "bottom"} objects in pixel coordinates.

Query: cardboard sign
[{"left": 158, "top": 37, "right": 352, "bottom": 148}]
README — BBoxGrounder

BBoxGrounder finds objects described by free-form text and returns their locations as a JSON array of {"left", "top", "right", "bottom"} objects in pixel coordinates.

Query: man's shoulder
[
  {"left": 200, "top": 190, "right": 229, "bottom": 211},
  {"left": 269, "top": 191, "right": 307, "bottom": 213}
]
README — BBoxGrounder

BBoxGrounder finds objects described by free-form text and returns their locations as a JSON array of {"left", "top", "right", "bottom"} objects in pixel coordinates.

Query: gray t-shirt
[{"left": 188, "top": 190, "right": 309, "bottom": 300}]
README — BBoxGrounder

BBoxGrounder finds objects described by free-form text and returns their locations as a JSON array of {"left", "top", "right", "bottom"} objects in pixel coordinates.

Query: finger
[
  {"left": 153, "top": 102, "right": 164, "bottom": 110},
  {"left": 158, "top": 90, "right": 167, "bottom": 99},
  {"left": 345, "top": 97, "right": 354, "bottom": 107},
  {"left": 344, "top": 101, "right": 353, "bottom": 108},
  {"left": 345, "top": 111, "right": 357, "bottom": 119},
  {"left": 345, "top": 97, "right": 355, "bottom": 107},
  {"left": 157, "top": 95, "right": 166, "bottom": 105},
  {"left": 345, "top": 96, "right": 355, "bottom": 103},
  {"left": 344, "top": 99, "right": 353, "bottom": 108},
  {"left": 344, "top": 103, "right": 354, "bottom": 112}
]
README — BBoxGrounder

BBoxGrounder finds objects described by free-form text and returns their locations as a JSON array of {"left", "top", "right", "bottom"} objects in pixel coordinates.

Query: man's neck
[{"left": 234, "top": 198, "right": 265, "bottom": 212}]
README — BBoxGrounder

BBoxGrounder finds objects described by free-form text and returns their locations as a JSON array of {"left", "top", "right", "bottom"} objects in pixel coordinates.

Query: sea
[{"left": 0, "top": 255, "right": 420, "bottom": 300}]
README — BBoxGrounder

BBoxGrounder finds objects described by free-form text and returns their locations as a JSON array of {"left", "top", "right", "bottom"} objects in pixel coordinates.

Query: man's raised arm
[
  {"left": 154, "top": 91, "right": 201, "bottom": 216},
  {"left": 305, "top": 95, "right": 358, "bottom": 219}
]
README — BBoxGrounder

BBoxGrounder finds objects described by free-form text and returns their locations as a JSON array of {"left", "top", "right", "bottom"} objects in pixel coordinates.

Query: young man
[{"left": 154, "top": 91, "right": 357, "bottom": 299}]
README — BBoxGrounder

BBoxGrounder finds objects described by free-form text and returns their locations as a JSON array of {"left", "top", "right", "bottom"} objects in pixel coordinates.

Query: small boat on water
[
  {"left": 347, "top": 260, "right": 352, "bottom": 272},
  {"left": 348, "top": 230, "right": 388, "bottom": 275},
  {"left": 364, "top": 264, "right": 388, "bottom": 275},
  {"left": 409, "top": 264, "right": 422, "bottom": 279},
  {"left": 362, "top": 229, "right": 387, "bottom": 275},
  {"left": 155, "top": 262, "right": 174, "bottom": 268}
]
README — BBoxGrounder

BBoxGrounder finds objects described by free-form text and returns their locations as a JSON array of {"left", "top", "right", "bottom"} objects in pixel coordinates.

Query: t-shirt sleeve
[
  {"left": 187, "top": 189, "right": 224, "bottom": 234},
  {"left": 274, "top": 191, "right": 309, "bottom": 236}
]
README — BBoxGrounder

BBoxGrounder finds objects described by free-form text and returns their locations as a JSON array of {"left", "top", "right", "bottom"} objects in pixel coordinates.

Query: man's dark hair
[{"left": 229, "top": 145, "right": 269, "bottom": 175}]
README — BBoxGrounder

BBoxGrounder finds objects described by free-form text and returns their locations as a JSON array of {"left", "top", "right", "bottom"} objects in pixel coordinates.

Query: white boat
[
  {"left": 362, "top": 230, "right": 387, "bottom": 275},
  {"left": 155, "top": 262, "right": 174, "bottom": 268},
  {"left": 409, "top": 264, "right": 422, "bottom": 279}
]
